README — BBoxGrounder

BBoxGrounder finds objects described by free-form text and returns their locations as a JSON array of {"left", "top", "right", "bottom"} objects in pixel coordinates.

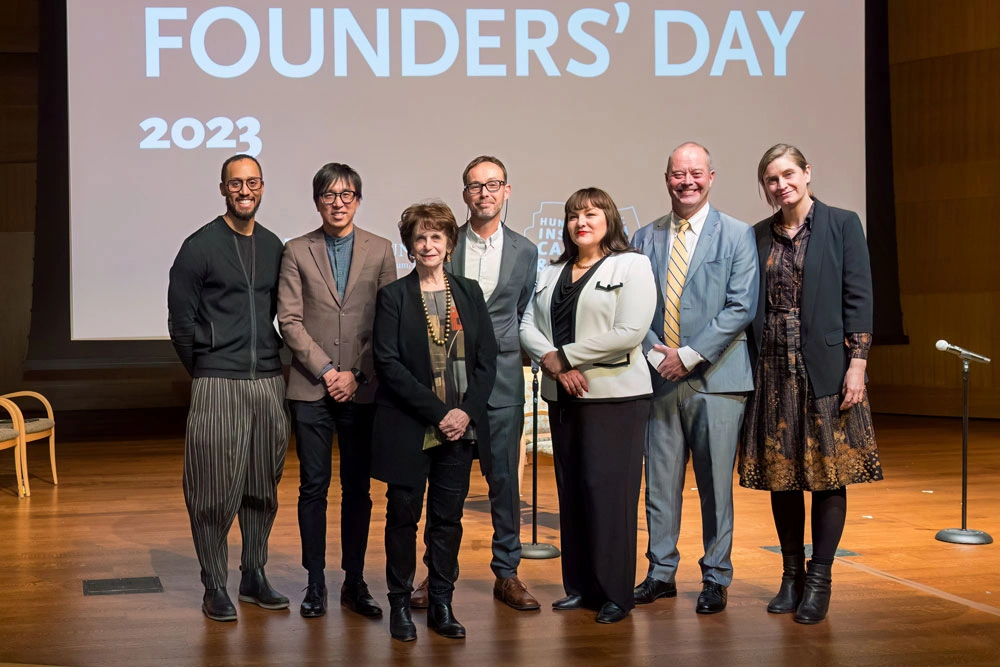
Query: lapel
[
  {"left": 686, "top": 206, "right": 719, "bottom": 283},
  {"left": 342, "top": 228, "right": 370, "bottom": 304},
  {"left": 308, "top": 229, "right": 340, "bottom": 306},
  {"left": 448, "top": 226, "right": 468, "bottom": 278},
  {"left": 651, "top": 215, "right": 670, "bottom": 299},
  {"left": 489, "top": 226, "right": 518, "bottom": 308},
  {"left": 801, "top": 199, "right": 830, "bottom": 321},
  {"left": 402, "top": 271, "right": 432, "bottom": 383}
]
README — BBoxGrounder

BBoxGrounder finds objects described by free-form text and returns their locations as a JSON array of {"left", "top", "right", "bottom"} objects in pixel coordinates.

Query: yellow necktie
[{"left": 664, "top": 219, "right": 691, "bottom": 348}]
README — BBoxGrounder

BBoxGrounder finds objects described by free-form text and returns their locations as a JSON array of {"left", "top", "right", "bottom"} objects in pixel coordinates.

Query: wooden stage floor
[{"left": 1, "top": 415, "right": 998, "bottom": 666}]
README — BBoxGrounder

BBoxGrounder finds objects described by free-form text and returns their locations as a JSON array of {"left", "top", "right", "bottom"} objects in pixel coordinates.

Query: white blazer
[{"left": 520, "top": 252, "right": 657, "bottom": 401}]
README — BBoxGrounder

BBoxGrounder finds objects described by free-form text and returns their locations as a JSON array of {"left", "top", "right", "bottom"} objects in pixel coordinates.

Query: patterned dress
[{"left": 739, "top": 209, "right": 883, "bottom": 491}]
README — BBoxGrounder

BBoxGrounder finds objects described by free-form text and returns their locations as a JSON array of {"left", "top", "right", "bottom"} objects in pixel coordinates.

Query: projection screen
[{"left": 66, "top": 1, "right": 865, "bottom": 341}]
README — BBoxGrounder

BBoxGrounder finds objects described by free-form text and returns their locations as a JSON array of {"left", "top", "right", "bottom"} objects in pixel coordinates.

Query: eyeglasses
[
  {"left": 319, "top": 190, "right": 357, "bottom": 204},
  {"left": 464, "top": 180, "right": 505, "bottom": 194},
  {"left": 225, "top": 178, "right": 263, "bottom": 192}
]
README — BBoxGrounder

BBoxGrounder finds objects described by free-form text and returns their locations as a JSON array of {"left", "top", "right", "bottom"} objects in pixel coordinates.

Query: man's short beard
[{"left": 227, "top": 199, "right": 261, "bottom": 222}]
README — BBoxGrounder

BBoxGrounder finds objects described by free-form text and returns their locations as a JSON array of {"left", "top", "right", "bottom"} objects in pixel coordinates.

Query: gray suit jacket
[
  {"left": 446, "top": 224, "right": 538, "bottom": 408},
  {"left": 277, "top": 226, "right": 397, "bottom": 403},
  {"left": 631, "top": 206, "right": 759, "bottom": 395}
]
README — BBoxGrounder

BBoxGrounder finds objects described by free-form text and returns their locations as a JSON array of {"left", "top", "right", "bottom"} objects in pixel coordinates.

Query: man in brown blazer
[{"left": 277, "top": 162, "right": 397, "bottom": 619}]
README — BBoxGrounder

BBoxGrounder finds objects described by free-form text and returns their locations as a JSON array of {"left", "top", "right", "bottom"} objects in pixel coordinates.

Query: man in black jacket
[{"left": 168, "top": 154, "right": 291, "bottom": 622}]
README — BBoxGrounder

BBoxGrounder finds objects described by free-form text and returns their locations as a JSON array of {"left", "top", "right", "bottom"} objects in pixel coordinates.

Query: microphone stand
[
  {"left": 935, "top": 357, "right": 993, "bottom": 545},
  {"left": 521, "top": 363, "right": 560, "bottom": 559}
]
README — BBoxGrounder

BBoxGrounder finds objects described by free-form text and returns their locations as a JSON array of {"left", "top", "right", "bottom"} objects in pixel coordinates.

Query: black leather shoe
[
  {"left": 238, "top": 568, "right": 290, "bottom": 610},
  {"left": 696, "top": 582, "right": 728, "bottom": 614},
  {"left": 427, "top": 603, "right": 466, "bottom": 639},
  {"left": 389, "top": 604, "right": 417, "bottom": 642},
  {"left": 596, "top": 601, "right": 629, "bottom": 624},
  {"left": 552, "top": 595, "right": 585, "bottom": 610},
  {"left": 300, "top": 583, "right": 327, "bottom": 618},
  {"left": 341, "top": 579, "right": 383, "bottom": 618},
  {"left": 202, "top": 588, "right": 237, "bottom": 622},
  {"left": 633, "top": 577, "right": 678, "bottom": 604}
]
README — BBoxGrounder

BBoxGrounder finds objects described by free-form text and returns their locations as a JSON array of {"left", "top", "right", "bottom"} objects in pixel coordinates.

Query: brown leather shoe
[
  {"left": 410, "top": 576, "right": 429, "bottom": 609},
  {"left": 493, "top": 576, "right": 541, "bottom": 611}
]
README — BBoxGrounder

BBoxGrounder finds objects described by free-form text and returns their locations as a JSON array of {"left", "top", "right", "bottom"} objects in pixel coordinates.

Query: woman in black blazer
[
  {"left": 371, "top": 201, "right": 497, "bottom": 642},
  {"left": 739, "top": 144, "right": 882, "bottom": 625}
]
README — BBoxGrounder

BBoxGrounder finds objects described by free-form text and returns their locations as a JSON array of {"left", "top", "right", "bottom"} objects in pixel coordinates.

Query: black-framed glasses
[
  {"left": 464, "top": 179, "right": 505, "bottom": 194},
  {"left": 225, "top": 177, "right": 263, "bottom": 192},
  {"left": 319, "top": 190, "right": 357, "bottom": 204}
]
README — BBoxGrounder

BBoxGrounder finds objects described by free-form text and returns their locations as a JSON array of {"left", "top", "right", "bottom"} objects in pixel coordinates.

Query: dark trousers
[
  {"left": 385, "top": 441, "right": 474, "bottom": 605},
  {"left": 550, "top": 399, "right": 648, "bottom": 611},
  {"left": 290, "top": 398, "right": 375, "bottom": 583},
  {"left": 183, "top": 376, "right": 290, "bottom": 589},
  {"left": 478, "top": 405, "right": 524, "bottom": 578}
]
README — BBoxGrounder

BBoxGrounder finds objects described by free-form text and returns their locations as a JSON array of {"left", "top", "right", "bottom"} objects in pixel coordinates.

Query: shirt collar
[
  {"left": 466, "top": 222, "right": 503, "bottom": 248},
  {"left": 325, "top": 228, "right": 355, "bottom": 247},
  {"left": 671, "top": 202, "right": 710, "bottom": 235}
]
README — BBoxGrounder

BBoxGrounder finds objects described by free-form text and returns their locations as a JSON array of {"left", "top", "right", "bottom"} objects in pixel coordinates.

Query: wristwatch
[{"left": 350, "top": 368, "right": 366, "bottom": 384}]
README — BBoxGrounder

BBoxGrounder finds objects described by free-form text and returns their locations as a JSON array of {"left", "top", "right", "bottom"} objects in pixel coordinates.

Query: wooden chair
[
  {"left": 0, "top": 397, "right": 28, "bottom": 497},
  {"left": 1, "top": 391, "right": 57, "bottom": 488}
]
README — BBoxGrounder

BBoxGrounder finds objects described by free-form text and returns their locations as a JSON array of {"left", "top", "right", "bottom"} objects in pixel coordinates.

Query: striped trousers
[{"left": 183, "top": 375, "right": 290, "bottom": 589}]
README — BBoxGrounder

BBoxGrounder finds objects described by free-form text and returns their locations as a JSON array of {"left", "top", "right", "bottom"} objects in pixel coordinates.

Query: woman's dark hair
[
  {"left": 554, "top": 187, "right": 636, "bottom": 264},
  {"left": 398, "top": 200, "right": 459, "bottom": 256}
]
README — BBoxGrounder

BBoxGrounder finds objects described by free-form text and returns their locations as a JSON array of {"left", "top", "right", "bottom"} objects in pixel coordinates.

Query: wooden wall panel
[
  {"left": 0, "top": 53, "right": 37, "bottom": 106},
  {"left": 0, "top": 162, "right": 37, "bottom": 233},
  {"left": 889, "top": 49, "right": 1000, "bottom": 172},
  {"left": 0, "top": 1, "right": 39, "bottom": 53},
  {"left": 894, "top": 198, "right": 1000, "bottom": 295},
  {"left": 888, "top": 0, "right": 1000, "bottom": 63},
  {"left": 872, "top": 3, "right": 1000, "bottom": 417},
  {"left": 0, "top": 105, "right": 36, "bottom": 162},
  {"left": 0, "top": 233, "right": 33, "bottom": 389}
]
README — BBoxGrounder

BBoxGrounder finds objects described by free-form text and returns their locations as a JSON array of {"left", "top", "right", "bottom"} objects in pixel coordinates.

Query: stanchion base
[
  {"left": 521, "top": 542, "right": 561, "bottom": 559},
  {"left": 935, "top": 528, "right": 993, "bottom": 545}
]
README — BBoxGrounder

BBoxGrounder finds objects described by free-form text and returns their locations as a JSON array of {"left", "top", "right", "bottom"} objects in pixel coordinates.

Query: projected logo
[{"left": 525, "top": 202, "right": 640, "bottom": 272}]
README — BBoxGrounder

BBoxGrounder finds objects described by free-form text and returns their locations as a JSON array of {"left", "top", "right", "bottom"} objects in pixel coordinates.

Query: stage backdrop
[{"left": 65, "top": 0, "right": 865, "bottom": 341}]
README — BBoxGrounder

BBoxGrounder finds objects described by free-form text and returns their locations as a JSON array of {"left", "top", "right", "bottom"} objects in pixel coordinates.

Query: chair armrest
[
  {"left": 0, "top": 397, "right": 26, "bottom": 433},
  {"left": 2, "top": 391, "right": 54, "bottom": 419}
]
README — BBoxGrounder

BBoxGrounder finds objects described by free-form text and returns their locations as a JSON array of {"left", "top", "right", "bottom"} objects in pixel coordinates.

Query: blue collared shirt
[{"left": 325, "top": 229, "right": 354, "bottom": 303}]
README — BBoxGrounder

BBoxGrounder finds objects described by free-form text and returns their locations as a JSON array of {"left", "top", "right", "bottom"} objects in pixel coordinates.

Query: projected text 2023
[
  {"left": 139, "top": 116, "right": 262, "bottom": 156},
  {"left": 145, "top": 6, "right": 804, "bottom": 79}
]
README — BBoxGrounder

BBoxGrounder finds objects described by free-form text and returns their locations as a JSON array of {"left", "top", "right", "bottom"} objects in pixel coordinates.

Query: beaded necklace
[{"left": 421, "top": 275, "right": 452, "bottom": 346}]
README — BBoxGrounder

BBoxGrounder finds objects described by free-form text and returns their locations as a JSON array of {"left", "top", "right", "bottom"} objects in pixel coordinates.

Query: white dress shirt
[{"left": 463, "top": 222, "right": 504, "bottom": 302}]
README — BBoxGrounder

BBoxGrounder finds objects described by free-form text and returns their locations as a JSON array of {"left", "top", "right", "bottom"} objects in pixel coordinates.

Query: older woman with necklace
[{"left": 371, "top": 201, "right": 497, "bottom": 642}]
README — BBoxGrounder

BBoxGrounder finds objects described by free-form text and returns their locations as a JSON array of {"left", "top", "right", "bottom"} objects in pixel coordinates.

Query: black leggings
[{"left": 770, "top": 488, "right": 847, "bottom": 566}]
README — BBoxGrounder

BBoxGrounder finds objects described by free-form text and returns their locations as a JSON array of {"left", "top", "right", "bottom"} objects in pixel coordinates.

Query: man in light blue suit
[{"left": 630, "top": 142, "right": 759, "bottom": 614}]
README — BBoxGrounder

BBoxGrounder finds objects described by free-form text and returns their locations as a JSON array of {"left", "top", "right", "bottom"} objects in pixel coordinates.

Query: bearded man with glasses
[
  {"left": 277, "top": 162, "right": 397, "bottom": 619},
  {"left": 168, "top": 153, "right": 291, "bottom": 622}
]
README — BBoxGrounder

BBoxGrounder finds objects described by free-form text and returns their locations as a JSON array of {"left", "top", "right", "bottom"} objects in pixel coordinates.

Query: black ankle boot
[
  {"left": 389, "top": 599, "right": 417, "bottom": 642},
  {"left": 794, "top": 560, "right": 832, "bottom": 624},
  {"left": 767, "top": 555, "right": 805, "bottom": 614}
]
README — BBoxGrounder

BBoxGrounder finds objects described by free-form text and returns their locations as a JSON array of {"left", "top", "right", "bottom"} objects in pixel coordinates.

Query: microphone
[
  {"left": 531, "top": 361, "right": 540, "bottom": 374},
  {"left": 936, "top": 340, "right": 991, "bottom": 364}
]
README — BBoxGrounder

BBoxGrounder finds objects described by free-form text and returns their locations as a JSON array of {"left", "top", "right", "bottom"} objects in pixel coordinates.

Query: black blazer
[
  {"left": 748, "top": 199, "right": 873, "bottom": 399},
  {"left": 370, "top": 270, "right": 498, "bottom": 488}
]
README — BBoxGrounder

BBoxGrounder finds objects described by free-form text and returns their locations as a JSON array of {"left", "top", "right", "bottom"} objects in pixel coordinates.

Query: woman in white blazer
[{"left": 520, "top": 187, "right": 656, "bottom": 624}]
